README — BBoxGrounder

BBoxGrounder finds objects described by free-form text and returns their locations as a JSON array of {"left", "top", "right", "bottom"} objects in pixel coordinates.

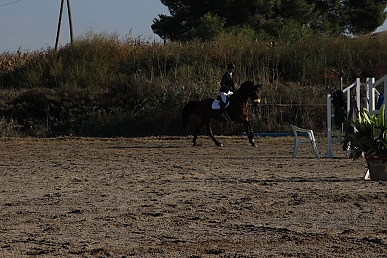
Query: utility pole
[
  {"left": 55, "top": 0, "right": 74, "bottom": 51},
  {"left": 67, "top": 0, "right": 74, "bottom": 43}
]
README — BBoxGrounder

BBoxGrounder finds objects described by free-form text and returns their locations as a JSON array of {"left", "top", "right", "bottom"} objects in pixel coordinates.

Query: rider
[{"left": 219, "top": 63, "right": 236, "bottom": 114}]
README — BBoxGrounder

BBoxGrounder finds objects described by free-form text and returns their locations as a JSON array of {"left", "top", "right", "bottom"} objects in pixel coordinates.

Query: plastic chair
[{"left": 291, "top": 125, "right": 320, "bottom": 158}]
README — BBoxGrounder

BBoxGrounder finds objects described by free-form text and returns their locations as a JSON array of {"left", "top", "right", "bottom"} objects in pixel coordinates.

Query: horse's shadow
[
  {"left": 109, "top": 145, "right": 180, "bottom": 149},
  {"left": 208, "top": 176, "right": 359, "bottom": 184}
]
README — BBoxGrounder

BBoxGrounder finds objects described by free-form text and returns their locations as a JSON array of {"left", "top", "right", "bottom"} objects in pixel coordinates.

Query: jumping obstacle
[
  {"left": 366, "top": 74, "right": 387, "bottom": 118},
  {"left": 325, "top": 78, "right": 360, "bottom": 158},
  {"left": 326, "top": 74, "right": 387, "bottom": 158}
]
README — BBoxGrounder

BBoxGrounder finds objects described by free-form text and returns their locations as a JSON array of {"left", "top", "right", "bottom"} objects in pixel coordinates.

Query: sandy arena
[{"left": 0, "top": 136, "right": 386, "bottom": 257}]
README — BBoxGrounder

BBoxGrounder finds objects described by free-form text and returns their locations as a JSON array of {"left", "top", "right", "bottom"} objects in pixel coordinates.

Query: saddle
[
  {"left": 212, "top": 96, "right": 232, "bottom": 122},
  {"left": 212, "top": 96, "right": 230, "bottom": 110}
]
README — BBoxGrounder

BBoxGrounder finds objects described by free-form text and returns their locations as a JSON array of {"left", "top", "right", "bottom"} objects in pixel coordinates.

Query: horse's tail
[{"left": 182, "top": 101, "right": 198, "bottom": 128}]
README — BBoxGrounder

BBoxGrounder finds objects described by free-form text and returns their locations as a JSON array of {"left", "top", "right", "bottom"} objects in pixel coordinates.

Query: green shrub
[{"left": 1, "top": 31, "right": 387, "bottom": 137}]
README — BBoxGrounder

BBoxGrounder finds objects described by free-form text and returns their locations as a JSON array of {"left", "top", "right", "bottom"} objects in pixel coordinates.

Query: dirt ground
[{"left": 0, "top": 135, "right": 386, "bottom": 257}]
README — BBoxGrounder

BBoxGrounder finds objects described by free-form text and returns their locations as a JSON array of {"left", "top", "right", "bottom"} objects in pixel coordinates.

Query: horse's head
[
  {"left": 251, "top": 83, "right": 262, "bottom": 108},
  {"left": 238, "top": 80, "right": 262, "bottom": 108}
]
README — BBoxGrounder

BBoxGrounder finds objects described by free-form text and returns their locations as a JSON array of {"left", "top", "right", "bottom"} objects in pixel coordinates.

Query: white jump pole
[{"left": 325, "top": 94, "right": 335, "bottom": 158}]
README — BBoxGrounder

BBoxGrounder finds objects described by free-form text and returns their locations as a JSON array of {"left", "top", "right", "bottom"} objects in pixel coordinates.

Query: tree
[
  {"left": 312, "top": 0, "right": 387, "bottom": 35},
  {"left": 151, "top": 0, "right": 387, "bottom": 41},
  {"left": 190, "top": 12, "right": 226, "bottom": 41},
  {"left": 345, "top": 0, "right": 387, "bottom": 34}
]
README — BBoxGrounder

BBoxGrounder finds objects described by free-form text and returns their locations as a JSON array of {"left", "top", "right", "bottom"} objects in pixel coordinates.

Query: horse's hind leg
[
  {"left": 193, "top": 120, "right": 222, "bottom": 147},
  {"left": 206, "top": 123, "right": 223, "bottom": 147},
  {"left": 192, "top": 121, "right": 204, "bottom": 146}
]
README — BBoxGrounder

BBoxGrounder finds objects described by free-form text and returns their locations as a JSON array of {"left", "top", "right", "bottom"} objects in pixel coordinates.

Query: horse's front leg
[
  {"left": 205, "top": 121, "right": 223, "bottom": 146},
  {"left": 244, "top": 121, "right": 257, "bottom": 147}
]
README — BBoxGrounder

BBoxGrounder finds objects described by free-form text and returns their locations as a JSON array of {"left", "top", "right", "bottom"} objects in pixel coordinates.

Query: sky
[
  {"left": 0, "top": 0, "right": 170, "bottom": 53},
  {"left": 0, "top": 1, "right": 386, "bottom": 53}
]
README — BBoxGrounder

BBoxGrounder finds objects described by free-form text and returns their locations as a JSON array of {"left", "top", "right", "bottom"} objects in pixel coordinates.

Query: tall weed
[{"left": 1, "top": 31, "right": 387, "bottom": 137}]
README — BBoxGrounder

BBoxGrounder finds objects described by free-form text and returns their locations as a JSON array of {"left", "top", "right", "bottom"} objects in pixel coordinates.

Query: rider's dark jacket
[{"left": 219, "top": 71, "right": 236, "bottom": 93}]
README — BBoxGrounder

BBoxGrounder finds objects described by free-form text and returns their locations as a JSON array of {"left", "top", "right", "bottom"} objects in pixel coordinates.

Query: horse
[{"left": 182, "top": 80, "right": 262, "bottom": 147}]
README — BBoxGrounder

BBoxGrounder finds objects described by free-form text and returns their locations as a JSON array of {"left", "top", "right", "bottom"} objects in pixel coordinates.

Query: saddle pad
[{"left": 211, "top": 100, "right": 230, "bottom": 110}]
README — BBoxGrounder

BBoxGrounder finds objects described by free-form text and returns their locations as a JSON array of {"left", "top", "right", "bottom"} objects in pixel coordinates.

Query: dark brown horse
[{"left": 182, "top": 80, "right": 261, "bottom": 146}]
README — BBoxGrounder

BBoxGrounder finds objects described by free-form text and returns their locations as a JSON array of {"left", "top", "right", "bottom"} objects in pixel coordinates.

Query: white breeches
[{"left": 220, "top": 91, "right": 233, "bottom": 103}]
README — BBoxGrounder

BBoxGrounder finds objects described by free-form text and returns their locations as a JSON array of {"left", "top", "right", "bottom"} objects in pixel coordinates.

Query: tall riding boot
[{"left": 219, "top": 101, "right": 226, "bottom": 116}]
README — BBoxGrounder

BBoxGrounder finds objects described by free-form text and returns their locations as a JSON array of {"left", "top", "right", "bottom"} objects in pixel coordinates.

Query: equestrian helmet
[{"left": 227, "top": 63, "right": 235, "bottom": 69}]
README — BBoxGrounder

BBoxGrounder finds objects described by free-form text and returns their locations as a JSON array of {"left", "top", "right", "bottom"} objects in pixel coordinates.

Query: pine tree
[{"left": 151, "top": 0, "right": 387, "bottom": 41}]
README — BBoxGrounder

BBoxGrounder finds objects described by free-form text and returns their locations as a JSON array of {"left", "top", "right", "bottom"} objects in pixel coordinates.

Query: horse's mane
[
  {"left": 230, "top": 81, "right": 256, "bottom": 104},
  {"left": 239, "top": 81, "right": 254, "bottom": 89},
  {"left": 233, "top": 81, "right": 256, "bottom": 96}
]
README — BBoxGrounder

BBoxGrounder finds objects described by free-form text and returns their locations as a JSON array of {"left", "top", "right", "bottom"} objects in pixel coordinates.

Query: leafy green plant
[{"left": 343, "top": 104, "right": 387, "bottom": 159}]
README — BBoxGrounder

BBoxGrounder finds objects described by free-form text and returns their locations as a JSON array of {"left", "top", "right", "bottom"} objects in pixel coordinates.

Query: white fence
[
  {"left": 366, "top": 74, "right": 387, "bottom": 118},
  {"left": 325, "top": 74, "right": 387, "bottom": 158},
  {"left": 325, "top": 78, "right": 360, "bottom": 158}
]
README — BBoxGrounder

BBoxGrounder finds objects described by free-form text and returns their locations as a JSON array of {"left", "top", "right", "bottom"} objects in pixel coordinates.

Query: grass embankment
[{"left": 0, "top": 32, "right": 387, "bottom": 137}]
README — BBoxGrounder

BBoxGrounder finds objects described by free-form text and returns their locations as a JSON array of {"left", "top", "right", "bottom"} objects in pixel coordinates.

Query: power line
[{"left": 0, "top": 0, "right": 24, "bottom": 7}]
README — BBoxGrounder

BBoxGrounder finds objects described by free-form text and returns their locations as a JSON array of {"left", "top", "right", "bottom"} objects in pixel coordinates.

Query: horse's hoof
[
  {"left": 251, "top": 143, "right": 257, "bottom": 147},
  {"left": 192, "top": 142, "right": 197, "bottom": 146},
  {"left": 216, "top": 143, "right": 223, "bottom": 147}
]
